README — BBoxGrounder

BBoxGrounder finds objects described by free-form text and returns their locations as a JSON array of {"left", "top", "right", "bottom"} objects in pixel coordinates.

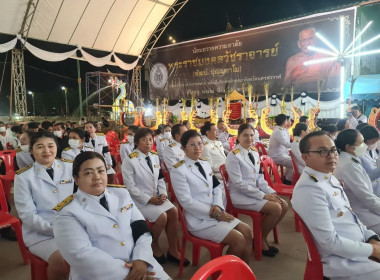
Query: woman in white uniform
[
  {"left": 54, "top": 151, "right": 171, "bottom": 280},
  {"left": 334, "top": 129, "right": 380, "bottom": 235},
  {"left": 61, "top": 128, "right": 94, "bottom": 161},
  {"left": 14, "top": 130, "right": 73, "bottom": 279},
  {"left": 290, "top": 122, "right": 309, "bottom": 174},
  {"left": 120, "top": 125, "right": 139, "bottom": 162},
  {"left": 16, "top": 130, "right": 34, "bottom": 169},
  {"left": 84, "top": 122, "right": 115, "bottom": 183},
  {"left": 122, "top": 128, "right": 186, "bottom": 266},
  {"left": 225, "top": 123, "right": 288, "bottom": 257},
  {"left": 359, "top": 125, "right": 380, "bottom": 197},
  {"left": 170, "top": 130, "right": 252, "bottom": 264}
]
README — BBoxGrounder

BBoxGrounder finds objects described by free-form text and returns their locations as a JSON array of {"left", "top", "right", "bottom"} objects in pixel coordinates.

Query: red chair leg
[
  {"left": 192, "top": 244, "right": 201, "bottom": 266},
  {"left": 11, "top": 221, "right": 29, "bottom": 265},
  {"left": 179, "top": 237, "right": 187, "bottom": 276},
  {"left": 252, "top": 215, "right": 262, "bottom": 261},
  {"left": 208, "top": 247, "right": 224, "bottom": 280}
]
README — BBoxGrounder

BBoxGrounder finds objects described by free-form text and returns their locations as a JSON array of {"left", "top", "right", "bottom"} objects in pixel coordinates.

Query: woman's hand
[
  {"left": 125, "top": 260, "right": 157, "bottom": 280},
  {"left": 209, "top": 205, "right": 222, "bottom": 218},
  {"left": 218, "top": 212, "right": 235, "bottom": 222},
  {"left": 264, "top": 194, "right": 282, "bottom": 204},
  {"left": 159, "top": 194, "right": 167, "bottom": 202},
  {"left": 148, "top": 196, "right": 164, "bottom": 205}
]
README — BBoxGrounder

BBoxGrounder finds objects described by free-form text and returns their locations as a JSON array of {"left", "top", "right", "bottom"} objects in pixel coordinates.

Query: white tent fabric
[
  {"left": 0, "top": 37, "right": 17, "bottom": 53},
  {"left": 0, "top": 0, "right": 176, "bottom": 61}
]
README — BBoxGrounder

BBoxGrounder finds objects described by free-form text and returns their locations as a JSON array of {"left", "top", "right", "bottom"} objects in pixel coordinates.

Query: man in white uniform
[{"left": 163, "top": 124, "right": 187, "bottom": 171}]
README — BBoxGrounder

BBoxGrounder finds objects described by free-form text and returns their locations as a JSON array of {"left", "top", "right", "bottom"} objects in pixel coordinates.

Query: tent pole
[{"left": 77, "top": 60, "right": 83, "bottom": 118}]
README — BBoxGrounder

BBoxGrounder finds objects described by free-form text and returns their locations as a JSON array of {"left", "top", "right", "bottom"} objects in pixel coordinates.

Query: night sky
[{"left": 0, "top": 0, "right": 360, "bottom": 116}]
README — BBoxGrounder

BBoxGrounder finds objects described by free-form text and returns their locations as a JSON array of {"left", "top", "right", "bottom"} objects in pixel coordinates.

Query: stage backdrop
[{"left": 148, "top": 7, "right": 355, "bottom": 99}]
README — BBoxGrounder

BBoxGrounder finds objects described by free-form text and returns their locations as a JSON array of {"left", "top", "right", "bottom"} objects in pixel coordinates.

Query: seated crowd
[{"left": 1, "top": 111, "right": 380, "bottom": 279}]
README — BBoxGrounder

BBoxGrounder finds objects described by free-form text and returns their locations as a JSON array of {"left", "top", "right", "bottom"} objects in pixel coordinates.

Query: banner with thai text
[{"left": 148, "top": 8, "right": 355, "bottom": 99}]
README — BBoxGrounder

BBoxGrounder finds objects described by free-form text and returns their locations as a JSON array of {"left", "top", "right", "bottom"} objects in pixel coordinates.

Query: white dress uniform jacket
[
  {"left": 61, "top": 145, "right": 94, "bottom": 161},
  {"left": 357, "top": 114, "right": 368, "bottom": 124},
  {"left": 86, "top": 133, "right": 115, "bottom": 174},
  {"left": 290, "top": 136, "right": 306, "bottom": 173},
  {"left": 155, "top": 134, "right": 171, "bottom": 163},
  {"left": 268, "top": 126, "right": 291, "bottom": 159},
  {"left": 15, "top": 148, "right": 34, "bottom": 169},
  {"left": 163, "top": 139, "right": 185, "bottom": 171},
  {"left": 360, "top": 149, "right": 380, "bottom": 197},
  {"left": 54, "top": 187, "right": 170, "bottom": 280},
  {"left": 170, "top": 156, "right": 236, "bottom": 236},
  {"left": 225, "top": 144, "right": 275, "bottom": 206},
  {"left": 122, "top": 149, "right": 174, "bottom": 222},
  {"left": 334, "top": 151, "right": 380, "bottom": 233},
  {"left": 202, "top": 139, "right": 226, "bottom": 180},
  {"left": 120, "top": 141, "right": 134, "bottom": 162},
  {"left": 217, "top": 129, "right": 230, "bottom": 152},
  {"left": 14, "top": 159, "right": 74, "bottom": 247},
  {"left": 292, "top": 166, "right": 380, "bottom": 278}
]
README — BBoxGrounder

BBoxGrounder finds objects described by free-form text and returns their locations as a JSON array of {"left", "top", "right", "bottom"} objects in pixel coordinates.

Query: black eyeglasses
[{"left": 305, "top": 148, "right": 338, "bottom": 157}]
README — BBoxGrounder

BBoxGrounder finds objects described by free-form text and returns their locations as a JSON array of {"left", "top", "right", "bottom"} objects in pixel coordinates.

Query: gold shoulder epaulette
[
  {"left": 63, "top": 147, "right": 72, "bottom": 151},
  {"left": 250, "top": 146, "right": 258, "bottom": 152},
  {"left": 173, "top": 160, "right": 185, "bottom": 168},
  {"left": 107, "top": 184, "right": 126, "bottom": 188},
  {"left": 296, "top": 139, "right": 300, "bottom": 143},
  {"left": 58, "top": 158, "right": 74, "bottom": 163},
  {"left": 85, "top": 145, "right": 93, "bottom": 149},
  {"left": 351, "top": 157, "right": 360, "bottom": 164},
  {"left": 96, "top": 133, "right": 104, "bottom": 136},
  {"left": 169, "top": 143, "right": 176, "bottom": 148},
  {"left": 199, "top": 157, "right": 207, "bottom": 161},
  {"left": 204, "top": 141, "right": 209, "bottom": 145},
  {"left": 53, "top": 195, "right": 75, "bottom": 211},
  {"left": 16, "top": 164, "right": 33, "bottom": 175},
  {"left": 232, "top": 149, "right": 240, "bottom": 155},
  {"left": 129, "top": 151, "right": 138, "bottom": 158},
  {"left": 15, "top": 147, "right": 22, "bottom": 153},
  {"left": 160, "top": 138, "right": 165, "bottom": 142},
  {"left": 309, "top": 174, "right": 318, "bottom": 182}
]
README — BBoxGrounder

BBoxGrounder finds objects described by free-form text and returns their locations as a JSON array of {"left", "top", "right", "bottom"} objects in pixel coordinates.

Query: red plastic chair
[
  {"left": 114, "top": 172, "right": 124, "bottom": 185},
  {"left": 289, "top": 150, "right": 301, "bottom": 185},
  {"left": 227, "top": 137, "right": 236, "bottom": 151},
  {"left": 294, "top": 212, "right": 324, "bottom": 280},
  {"left": 219, "top": 164, "right": 278, "bottom": 260},
  {"left": 191, "top": 255, "right": 256, "bottom": 280},
  {"left": 260, "top": 155, "right": 301, "bottom": 232},
  {"left": 254, "top": 142, "right": 267, "bottom": 157},
  {"left": 26, "top": 250, "right": 48, "bottom": 280},
  {"left": 0, "top": 179, "right": 29, "bottom": 265},
  {"left": 177, "top": 204, "right": 226, "bottom": 277},
  {"left": 0, "top": 150, "right": 16, "bottom": 200},
  {"left": 162, "top": 163, "right": 177, "bottom": 203}
]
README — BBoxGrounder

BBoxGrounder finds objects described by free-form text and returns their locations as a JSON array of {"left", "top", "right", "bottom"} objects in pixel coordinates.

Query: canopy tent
[
  {"left": 0, "top": 0, "right": 180, "bottom": 67},
  {"left": 344, "top": 74, "right": 380, "bottom": 100}
]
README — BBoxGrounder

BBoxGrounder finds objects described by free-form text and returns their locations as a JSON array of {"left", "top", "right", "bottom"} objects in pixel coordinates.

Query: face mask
[
  {"left": 330, "top": 134, "right": 337, "bottom": 140},
  {"left": 20, "top": 145, "right": 29, "bottom": 152},
  {"left": 69, "top": 139, "right": 80, "bottom": 149},
  {"left": 368, "top": 142, "right": 378, "bottom": 151},
  {"left": 354, "top": 142, "right": 368, "bottom": 157},
  {"left": 127, "top": 135, "right": 134, "bottom": 144},
  {"left": 0, "top": 127, "right": 6, "bottom": 132},
  {"left": 53, "top": 131, "right": 62, "bottom": 138},
  {"left": 164, "top": 132, "right": 171, "bottom": 139}
]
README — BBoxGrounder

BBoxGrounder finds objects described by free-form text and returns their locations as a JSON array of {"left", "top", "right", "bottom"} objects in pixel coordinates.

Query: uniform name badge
[
  {"left": 154, "top": 165, "right": 159, "bottom": 168},
  {"left": 60, "top": 179, "right": 73, "bottom": 184},
  {"left": 121, "top": 203, "right": 133, "bottom": 212}
]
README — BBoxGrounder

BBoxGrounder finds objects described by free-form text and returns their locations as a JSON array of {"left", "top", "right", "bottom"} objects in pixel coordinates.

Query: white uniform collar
[
  {"left": 77, "top": 188, "right": 106, "bottom": 203},
  {"left": 303, "top": 166, "right": 333, "bottom": 182},
  {"left": 184, "top": 155, "right": 200, "bottom": 166},
  {"left": 136, "top": 148, "right": 150, "bottom": 157},
  {"left": 35, "top": 160, "right": 56, "bottom": 171},
  {"left": 237, "top": 143, "right": 253, "bottom": 155}
]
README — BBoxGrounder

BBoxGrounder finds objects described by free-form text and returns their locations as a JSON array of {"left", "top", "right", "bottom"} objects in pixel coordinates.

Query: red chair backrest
[
  {"left": 228, "top": 137, "right": 236, "bottom": 151},
  {"left": 0, "top": 150, "right": 16, "bottom": 175},
  {"left": 177, "top": 203, "right": 191, "bottom": 239},
  {"left": 254, "top": 142, "right": 267, "bottom": 157},
  {"left": 260, "top": 155, "right": 282, "bottom": 187},
  {"left": 0, "top": 180, "right": 8, "bottom": 214},
  {"left": 114, "top": 172, "right": 124, "bottom": 185},
  {"left": 191, "top": 255, "right": 256, "bottom": 280},
  {"left": 219, "top": 165, "right": 235, "bottom": 214},
  {"left": 294, "top": 211, "right": 324, "bottom": 278},
  {"left": 289, "top": 150, "right": 301, "bottom": 184}
]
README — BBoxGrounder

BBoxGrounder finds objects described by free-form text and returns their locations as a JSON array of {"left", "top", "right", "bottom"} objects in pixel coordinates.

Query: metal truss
[
  {"left": 130, "top": 66, "right": 142, "bottom": 106},
  {"left": 12, "top": 49, "right": 28, "bottom": 117},
  {"left": 140, "top": 0, "right": 189, "bottom": 65}
]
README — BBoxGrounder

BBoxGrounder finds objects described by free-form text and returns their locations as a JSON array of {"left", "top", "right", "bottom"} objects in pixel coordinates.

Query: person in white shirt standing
[
  {"left": 352, "top": 105, "right": 368, "bottom": 125},
  {"left": 268, "top": 114, "right": 293, "bottom": 184}
]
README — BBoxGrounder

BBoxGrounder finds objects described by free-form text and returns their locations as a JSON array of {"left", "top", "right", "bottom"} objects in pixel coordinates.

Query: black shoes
[
  {"left": 282, "top": 179, "right": 292, "bottom": 185},
  {"left": 154, "top": 254, "right": 167, "bottom": 264},
  {"left": 0, "top": 227, "right": 17, "bottom": 241},
  {"left": 269, "top": 246, "right": 279, "bottom": 253},
  {"left": 167, "top": 252, "right": 190, "bottom": 267},
  {"left": 262, "top": 246, "right": 279, "bottom": 257}
]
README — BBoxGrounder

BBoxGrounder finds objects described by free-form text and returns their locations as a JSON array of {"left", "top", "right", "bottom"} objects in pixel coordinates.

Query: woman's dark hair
[
  {"left": 28, "top": 122, "right": 39, "bottom": 129},
  {"left": 322, "top": 124, "right": 338, "bottom": 134},
  {"left": 155, "top": 124, "right": 165, "bottom": 135},
  {"left": 85, "top": 121, "right": 97, "bottom": 128},
  {"left": 293, "top": 122, "right": 308, "bottom": 137},
  {"left": 299, "top": 116, "right": 309, "bottom": 123},
  {"left": 335, "top": 129, "right": 359, "bottom": 152},
  {"left": 236, "top": 123, "right": 254, "bottom": 144},
  {"left": 134, "top": 128, "right": 154, "bottom": 145},
  {"left": 200, "top": 122, "right": 214, "bottom": 136},
  {"left": 171, "top": 124, "right": 184, "bottom": 139},
  {"left": 73, "top": 151, "right": 106, "bottom": 177},
  {"left": 275, "top": 114, "right": 287, "bottom": 126},
  {"left": 69, "top": 128, "right": 89, "bottom": 142},
  {"left": 336, "top": 118, "right": 348, "bottom": 131},
  {"left": 356, "top": 123, "right": 369, "bottom": 131},
  {"left": 30, "top": 130, "right": 58, "bottom": 149},
  {"left": 41, "top": 121, "right": 53, "bottom": 130},
  {"left": 11, "top": 125, "right": 22, "bottom": 134},
  {"left": 182, "top": 120, "right": 189, "bottom": 126},
  {"left": 360, "top": 125, "right": 379, "bottom": 143},
  {"left": 180, "top": 129, "right": 201, "bottom": 147},
  {"left": 127, "top": 125, "right": 140, "bottom": 134}
]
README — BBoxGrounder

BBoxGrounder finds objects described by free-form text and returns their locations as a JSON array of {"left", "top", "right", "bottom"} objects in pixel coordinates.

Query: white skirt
[
  {"left": 135, "top": 199, "right": 175, "bottom": 222},
  {"left": 28, "top": 238, "right": 57, "bottom": 261},
  {"left": 234, "top": 199, "right": 269, "bottom": 212},
  {"left": 189, "top": 218, "right": 241, "bottom": 243}
]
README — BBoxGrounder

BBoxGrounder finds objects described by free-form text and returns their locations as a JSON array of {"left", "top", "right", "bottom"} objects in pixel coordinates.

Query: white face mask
[
  {"left": 53, "top": 131, "right": 62, "bottom": 138},
  {"left": 330, "top": 134, "right": 337, "bottom": 140},
  {"left": 20, "top": 145, "right": 29, "bottom": 152},
  {"left": 368, "top": 143, "right": 378, "bottom": 151},
  {"left": 127, "top": 135, "right": 134, "bottom": 144},
  {"left": 0, "top": 127, "right": 6, "bottom": 132},
  {"left": 164, "top": 132, "right": 171, "bottom": 139},
  {"left": 354, "top": 142, "right": 368, "bottom": 157},
  {"left": 68, "top": 139, "right": 80, "bottom": 149}
]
